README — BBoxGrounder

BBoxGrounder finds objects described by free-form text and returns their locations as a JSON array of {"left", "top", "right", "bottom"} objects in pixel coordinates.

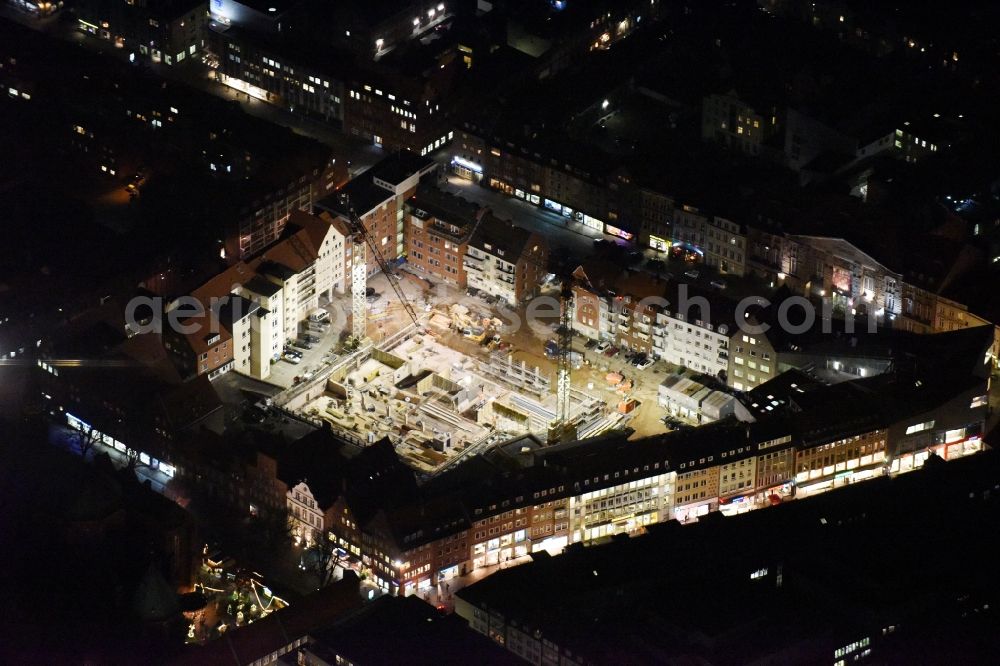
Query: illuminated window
[{"left": 905, "top": 420, "right": 934, "bottom": 435}]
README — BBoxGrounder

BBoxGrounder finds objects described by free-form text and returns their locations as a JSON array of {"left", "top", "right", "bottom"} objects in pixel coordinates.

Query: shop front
[
  {"left": 582, "top": 214, "right": 604, "bottom": 232},
  {"left": 488, "top": 178, "right": 514, "bottom": 195},
  {"left": 672, "top": 500, "right": 711, "bottom": 523},
  {"left": 719, "top": 494, "right": 752, "bottom": 516},
  {"left": 451, "top": 156, "right": 483, "bottom": 182},
  {"left": 670, "top": 241, "right": 703, "bottom": 263},
  {"left": 649, "top": 234, "right": 670, "bottom": 252},
  {"left": 605, "top": 224, "right": 634, "bottom": 242}
]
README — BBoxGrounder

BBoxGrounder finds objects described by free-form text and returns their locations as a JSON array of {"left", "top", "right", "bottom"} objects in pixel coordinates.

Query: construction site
[
  {"left": 288, "top": 326, "right": 617, "bottom": 473},
  {"left": 270, "top": 191, "right": 649, "bottom": 475}
]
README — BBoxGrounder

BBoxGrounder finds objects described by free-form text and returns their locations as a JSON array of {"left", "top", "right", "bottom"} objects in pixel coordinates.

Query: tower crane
[
  {"left": 549, "top": 277, "right": 577, "bottom": 445},
  {"left": 472, "top": 219, "right": 578, "bottom": 444},
  {"left": 339, "top": 193, "right": 422, "bottom": 347}
]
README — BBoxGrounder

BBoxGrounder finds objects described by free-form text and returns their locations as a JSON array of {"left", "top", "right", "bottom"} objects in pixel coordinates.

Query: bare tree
[
  {"left": 248, "top": 506, "right": 294, "bottom": 554},
  {"left": 73, "top": 426, "right": 101, "bottom": 460},
  {"left": 123, "top": 445, "right": 150, "bottom": 476},
  {"left": 302, "top": 533, "right": 345, "bottom": 589}
]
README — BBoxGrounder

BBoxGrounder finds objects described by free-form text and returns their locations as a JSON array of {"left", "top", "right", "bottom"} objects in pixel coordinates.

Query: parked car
[
  {"left": 584, "top": 339, "right": 598, "bottom": 350},
  {"left": 282, "top": 354, "right": 301, "bottom": 364},
  {"left": 636, "top": 357, "right": 655, "bottom": 370},
  {"left": 684, "top": 269, "right": 700, "bottom": 280},
  {"left": 710, "top": 279, "right": 727, "bottom": 290},
  {"left": 595, "top": 340, "right": 611, "bottom": 353},
  {"left": 544, "top": 339, "right": 561, "bottom": 358},
  {"left": 604, "top": 345, "right": 620, "bottom": 357}
]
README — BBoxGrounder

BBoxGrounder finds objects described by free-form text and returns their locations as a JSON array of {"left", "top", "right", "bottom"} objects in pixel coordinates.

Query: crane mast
[
  {"left": 548, "top": 279, "right": 577, "bottom": 444},
  {"left": 340, "top": 193, "right": 422, "bottom": 347},
  {"left": 350, "top": 232, "right": 367, "bottom": 342}
]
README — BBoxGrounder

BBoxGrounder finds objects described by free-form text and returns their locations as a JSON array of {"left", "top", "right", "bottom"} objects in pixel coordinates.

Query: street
[
  {"left": 433, "top": 172, "right": 604, "bottom": 261},
  {"left": 0, "top": 6, "right": 382, "bottom": 172}
]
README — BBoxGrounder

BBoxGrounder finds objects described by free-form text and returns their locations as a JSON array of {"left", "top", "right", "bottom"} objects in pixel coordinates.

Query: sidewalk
[{"left": 414, "top": 553, "right": 534, "bottom": 611}]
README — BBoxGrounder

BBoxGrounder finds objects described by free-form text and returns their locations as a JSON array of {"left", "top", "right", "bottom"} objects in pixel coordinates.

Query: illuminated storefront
[
  {"left": 451, "top": 155, "right": 483, "bottom": 182},
  {"left": 65, "top": 412, "right": 174, "bottom": 477},
  {"left": 649, "top": 234, "right": 670, "bottom": 252},
  {"left": 218, "top": 73, "right": 269, "bottom": 101},
  {"left": 582, "top": 214, "right": 604, "bottom": 232},
  {"left": 605, "top": 224, "right": 634, "bottom": 242},
  {"left": 488, "top": 177, "right": 514, "bottom": 195}
]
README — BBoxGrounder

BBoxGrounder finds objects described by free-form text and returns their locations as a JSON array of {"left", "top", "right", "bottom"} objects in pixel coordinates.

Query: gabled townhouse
[{"left": 164, "top": 210, "right": 350, "bottom": 381}]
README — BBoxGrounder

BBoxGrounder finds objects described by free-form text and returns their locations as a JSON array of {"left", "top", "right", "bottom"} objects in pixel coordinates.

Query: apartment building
[
  {"left": 609, "top": 271, "right": 672, "bottom": 356},
  {"left": 76, "top": 0, "right": 208, "bottom": 66},
  {"left": 464, "top": 216, "right": 548, "bottom": 306},
  {"left": 728, "top": 329, "right": 778, "bottom": 391},
  {"left": 343, "top": 65, "right": 456, "bottom": 155},
  {"left": 37, "top": 302, "right": 225, "bottom": 482},
  {"left": 701, "top": 90, "right": 777, "bottom": 157},
  {"left": 315, "top": 154, "right": 437, "bottom": 276},
  {"left": 404, "top": 185, "right": 483, "bottom": 288},
  {"left": 672, "top": 204, "right": 747, "bottom": 276},
  {"left": 652, "top": 290, "right": 733, "bottom": 382},
  {"left": 569, "top": 259, "right": 621, "bottom": 342},
  {"left": 212, "top": 26, "right": 348, "bottom": 123},
  {"left": 452, "top": 124, "right": 631, "bottom": 241},
  {"left": 570, "top": 262, "right": 734, "bottom": 380},
  {"left": 856, "top": 124, "right": 942, "bottom": 163},
  {"left": 165, "top": 211, "right": 348, "bottom": 380},
  {"left": 637, "top": 185, "right": 675, "bottom": 252}
]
